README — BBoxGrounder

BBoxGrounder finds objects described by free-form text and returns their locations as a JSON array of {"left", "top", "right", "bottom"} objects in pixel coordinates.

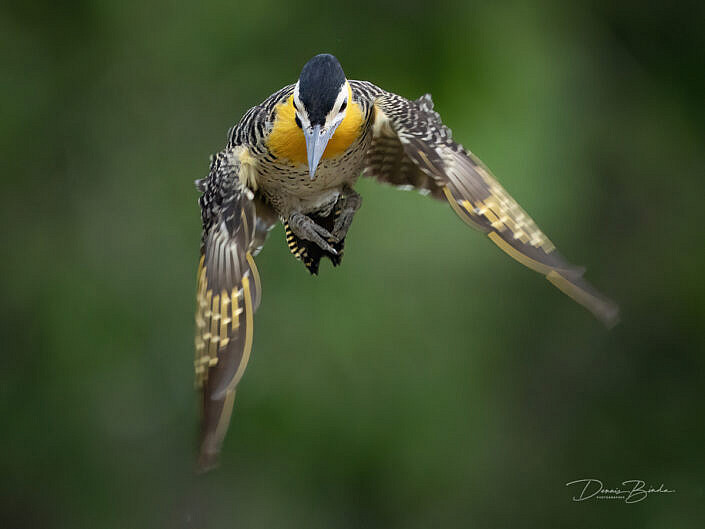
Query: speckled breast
[{"left": 256, "top": 125, "right": 372, "bottom": 216}]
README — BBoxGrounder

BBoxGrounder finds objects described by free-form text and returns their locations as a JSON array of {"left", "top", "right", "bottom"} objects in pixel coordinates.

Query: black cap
[{"left": 298, "top": 54, "right": 346, "bottom": 126}]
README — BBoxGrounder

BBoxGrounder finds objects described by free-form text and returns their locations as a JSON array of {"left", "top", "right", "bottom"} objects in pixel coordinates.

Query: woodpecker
[{"left": 194, "top": 53, "right": 618, "bottom": 470}]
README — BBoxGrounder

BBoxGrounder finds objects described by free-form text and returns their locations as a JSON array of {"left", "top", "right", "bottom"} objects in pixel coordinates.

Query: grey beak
[{"left": 303, "top": 123, "right": 339, "bottom": 180}]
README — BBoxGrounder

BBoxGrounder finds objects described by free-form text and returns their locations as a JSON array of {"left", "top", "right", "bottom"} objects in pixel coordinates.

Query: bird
[{"left": 193, "top": 53, "right": 619, "bottom": 470}]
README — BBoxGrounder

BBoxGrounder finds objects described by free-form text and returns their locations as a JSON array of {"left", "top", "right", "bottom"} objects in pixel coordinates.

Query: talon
[
  {"left": 312, "top": 223, "right": 336, "bottom": 242},
  {"left": 313, "top": 233, "right": 337, "bottom": 255},
  {"left": 331, "top": 187, "right": 362, "bottom": 240},
  {"left": 288, "top": 212, "right": 339, "bottom": 254}
]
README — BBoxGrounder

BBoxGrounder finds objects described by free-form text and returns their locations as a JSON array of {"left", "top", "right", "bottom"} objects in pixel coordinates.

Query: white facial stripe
[
  {"left": 293, "top": 81, "right": 311, "bottom": 127},
  {"left": 294, "top": 80, "right": 347, "bottom": 131},
  {"left": 324, "top": 82, "right": 349, "bottom": 126}
]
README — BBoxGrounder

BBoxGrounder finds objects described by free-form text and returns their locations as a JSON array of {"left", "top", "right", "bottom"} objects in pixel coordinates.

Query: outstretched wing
[
  {"left": 194, "top": 146, "right": 275, "bottom": 471},
  {"left": 365, "top": 92, "right": 618, "bottom": 327}
]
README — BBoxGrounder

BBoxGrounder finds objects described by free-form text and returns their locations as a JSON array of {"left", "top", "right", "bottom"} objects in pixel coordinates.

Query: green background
[{"left": 2, "top": 1, "right": 704, "bottom": 527}]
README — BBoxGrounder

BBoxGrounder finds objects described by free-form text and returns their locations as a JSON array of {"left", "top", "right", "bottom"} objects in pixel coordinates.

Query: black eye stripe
[
  {"left": 295, "top": 116, "right": 302, "bottom": 128},
  {"left": 340, "top": 101, "right": 347, "bottom": 112}
]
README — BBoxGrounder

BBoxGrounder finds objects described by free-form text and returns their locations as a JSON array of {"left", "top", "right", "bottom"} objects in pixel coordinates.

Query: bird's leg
[
  {"left": 332, "top": 187, "right": 361, "bottom": 240},
  {"left": 287, "top": 212, "right": 338, "bottom": 255}
]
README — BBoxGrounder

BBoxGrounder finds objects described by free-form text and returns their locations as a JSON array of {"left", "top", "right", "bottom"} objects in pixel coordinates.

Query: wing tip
[
  {"left": 599, "top": 303, "right": 621, "bottom": 329},
  {"left": 196, "top": 388, "right": 236, "bottom": 473},
  {"left": 546, "top": 270, "right": 620, "bottom": 329},
  {"left": 196, "top": 447, "right": 221, "bottom": 474}
]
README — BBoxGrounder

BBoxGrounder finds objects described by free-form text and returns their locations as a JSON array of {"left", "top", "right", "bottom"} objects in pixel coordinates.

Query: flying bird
[{"left": 194, "top": 53, "right": 618, "bottom": 470}]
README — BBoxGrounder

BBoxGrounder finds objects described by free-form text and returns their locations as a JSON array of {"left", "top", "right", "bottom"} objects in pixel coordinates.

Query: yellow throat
[{"left": 267, "top": 83, "right": 363, "bottom": 166}]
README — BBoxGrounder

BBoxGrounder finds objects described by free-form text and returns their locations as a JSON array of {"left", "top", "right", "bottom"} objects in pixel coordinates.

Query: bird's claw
[
  {"left": 288, "top": 212, "right": 338, "bottom": 255},
  {"left": 332, "top": 211, "right": 353, "bottom": 240},
  {"left": 331, "top": 189, "right": 361, "bottom": 240}
]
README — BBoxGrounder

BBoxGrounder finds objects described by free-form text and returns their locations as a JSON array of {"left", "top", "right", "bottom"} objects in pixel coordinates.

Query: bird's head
[{"left": 293, "top": 54, "right": 349, "bottom": 179}]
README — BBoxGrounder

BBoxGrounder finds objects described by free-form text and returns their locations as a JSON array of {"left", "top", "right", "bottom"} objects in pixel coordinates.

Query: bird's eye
[
  {"left": 295, "top": 115, "right": 302, "bottom": 128},
  {"left": 340, "top": 100, "right": 347, "bottom": 112}
]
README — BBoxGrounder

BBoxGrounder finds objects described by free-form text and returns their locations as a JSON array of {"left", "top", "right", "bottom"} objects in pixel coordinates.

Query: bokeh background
[{"left": 2, "top": 0, "right": 704, "bottom": 527}]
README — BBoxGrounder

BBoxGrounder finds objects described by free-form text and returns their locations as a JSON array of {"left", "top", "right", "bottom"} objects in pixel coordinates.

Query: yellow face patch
[{"left": 267, "top": 83, "right": 363, "bottom": 166}]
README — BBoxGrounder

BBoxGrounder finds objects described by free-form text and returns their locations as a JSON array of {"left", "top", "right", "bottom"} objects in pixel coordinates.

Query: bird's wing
[
  {"left": 365, "top": 92, "right": 618, "bottom": 327},
  {"left": 194, "top": 146, "right": 275, "bottom": 471}
]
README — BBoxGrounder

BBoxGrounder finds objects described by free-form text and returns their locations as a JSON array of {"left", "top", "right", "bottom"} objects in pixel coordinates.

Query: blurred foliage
[{"left": 1, "top": 0, "right": 704, "bottom": 527}]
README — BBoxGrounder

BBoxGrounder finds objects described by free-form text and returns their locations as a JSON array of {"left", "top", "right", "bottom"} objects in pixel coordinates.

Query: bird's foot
[
  {"left": 331, "top": 188, "right": 361, "bottom": 241},
  {"left": 288, "top": 212, "right": 338, "bottom": 255}
]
